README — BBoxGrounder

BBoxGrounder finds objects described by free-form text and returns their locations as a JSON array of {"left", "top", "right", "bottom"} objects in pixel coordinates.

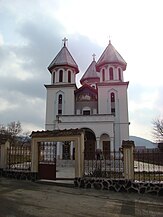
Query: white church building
[{"left": 45, "top": 38, "right": 129, "bottom": 160}]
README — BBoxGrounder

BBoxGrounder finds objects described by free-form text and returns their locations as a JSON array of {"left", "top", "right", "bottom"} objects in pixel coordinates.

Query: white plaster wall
[
  {"left": 98, "top": 86, "right": 108, "bottom": 114},
  {"left": 58, "top": 121, "right": 114, "bottom": 140},
  {"left": 45, "top": 85, "right": 76, "bottom": 130},
  {"left": 98, "top": 83, "right": 129, "bottom": 145}
]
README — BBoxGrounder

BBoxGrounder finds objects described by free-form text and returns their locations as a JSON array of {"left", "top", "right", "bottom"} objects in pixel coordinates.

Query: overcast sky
[{"left": 0, "top": 0, "right": 163, "bottom": 141}]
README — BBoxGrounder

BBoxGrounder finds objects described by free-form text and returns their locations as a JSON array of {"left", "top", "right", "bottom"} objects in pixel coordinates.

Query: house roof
[
  {"left": 48, "top": 42, "right": 79, "bottom": 73},
  {"left": 80, "top": 57, "right": 100, "bottom": 84},
  {"left": 96, "top": 40, "right": 127, "bottom": 71}
]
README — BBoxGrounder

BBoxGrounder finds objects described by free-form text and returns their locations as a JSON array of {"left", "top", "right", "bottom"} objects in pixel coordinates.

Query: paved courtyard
[{"left": 0, "top": 177, "right": 163, "bottom": 217}]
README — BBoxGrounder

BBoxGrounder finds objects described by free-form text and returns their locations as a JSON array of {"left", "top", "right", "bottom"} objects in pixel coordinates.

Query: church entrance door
[
  {"left": 84, "top": 129, "right": 96, "bottom": 160},
  {"left": 38, "top": 142, "right": 56, "bottom": 180}
]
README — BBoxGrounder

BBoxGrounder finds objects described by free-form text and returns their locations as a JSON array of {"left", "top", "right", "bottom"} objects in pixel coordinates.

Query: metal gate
[{"left": 38, "top": 142, "right": 57, "bottom": 180}]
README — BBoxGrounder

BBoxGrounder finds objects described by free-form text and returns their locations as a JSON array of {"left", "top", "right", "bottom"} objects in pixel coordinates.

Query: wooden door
[{"left": 103, "top": 141, "right": 110, "bottom": 160}]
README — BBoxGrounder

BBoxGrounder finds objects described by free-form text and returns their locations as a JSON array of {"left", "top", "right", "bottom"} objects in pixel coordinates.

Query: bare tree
[
  {"left": 153, "top": 118, "right": 163, "bottom": 143},
  {"left": 0, "top": 121, "right": 22, "bottom": 145}
]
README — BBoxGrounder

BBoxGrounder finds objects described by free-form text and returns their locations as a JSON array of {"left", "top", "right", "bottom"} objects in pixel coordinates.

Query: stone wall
[
  {"left": 74, "top": 177, "right": 163, "bottom": 196},
  {"left": 0, "top": 169, "right": 38, "bottom": 181}
]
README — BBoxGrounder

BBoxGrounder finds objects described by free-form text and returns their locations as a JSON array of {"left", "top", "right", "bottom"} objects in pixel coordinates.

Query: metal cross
[
  {"left": 62, "top": 37, "right": 68, "bottom": 47},
  {"left": 109, "top": 35, "right": 111, "bottom": 44},
  {"left": 92, "top": 53, "right": 96, "bottom": 61}
]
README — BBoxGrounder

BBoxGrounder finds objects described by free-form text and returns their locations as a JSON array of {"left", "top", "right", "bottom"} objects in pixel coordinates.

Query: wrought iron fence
[
  {"left": 39, "top": 142, "right": 57, "bottom": 163},
  {"left": 134, "top": 149, "right": 163, "bottom": 182},
  {"left": 7, "top": 145, "right": 31, "bottom": 171},
  {"left": 84, "top": 150, "right": 124, "bottom": 179}
]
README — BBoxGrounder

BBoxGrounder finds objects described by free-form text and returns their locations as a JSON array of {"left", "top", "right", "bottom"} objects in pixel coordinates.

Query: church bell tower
[{"left": 45, "top": 38, "right": 79, "bottom": 130}]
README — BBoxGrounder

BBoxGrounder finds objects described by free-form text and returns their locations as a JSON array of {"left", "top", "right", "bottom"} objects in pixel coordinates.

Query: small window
[
  {"left": 111, "top": 108, "right": 115, "bottom": 114},
  {"left": 111, "top": 92, "right": 115, "bottom": 102},
  {"left": 91, "top": 84, "right": 96, "bottom": 89},
  {"left": 83, "top": 110, "right": 90, "bottom": 115},
  {"left": 109, "top": 67, "right": 113, "bottom": 80},
  {"left": 68, "top": 70, "right": 71, "bottom": 83},
  {"left": 58, "top": 94, "right": 62, "bottom": 114},
  {"left": 58, "top": 94, "right": 62, "bottom": 104},
  {"left": 53, "top": 72, "right": 55, "bottom": 83},
  {"left": 102, "top": 69, "right": 105, "bottom": 81},
  {"left": 118, "top": 68, "right": 121, "bottom": 80},
  {"left": 58, "top": 109, "right": 62, "bottom": 115},
  {"left": 110, "top": 92, "right": 115, "bottom": 115},
  {"left": 59, "top": 70, "right": 63, "bottom": 82}
]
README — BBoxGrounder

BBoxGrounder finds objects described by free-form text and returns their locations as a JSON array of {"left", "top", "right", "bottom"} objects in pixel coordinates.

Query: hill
[{"left": 129, "top": 136, "right": 156, "bottom": 148}]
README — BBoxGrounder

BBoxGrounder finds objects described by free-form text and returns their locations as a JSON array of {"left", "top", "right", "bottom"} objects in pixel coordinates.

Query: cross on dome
[
  {"left": 92, "top": 53, "right": 96, "bottom": 61},
  {"left": 109, "top": 35, "right": 111, "bottom": 44},
  {"left": 62, "top": 37, "right": 68, "bottom": 47}
]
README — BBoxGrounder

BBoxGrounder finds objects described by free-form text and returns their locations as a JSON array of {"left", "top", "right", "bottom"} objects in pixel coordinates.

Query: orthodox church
[{"left": 45, "top": 38, "right": 129, "bottom": 160}]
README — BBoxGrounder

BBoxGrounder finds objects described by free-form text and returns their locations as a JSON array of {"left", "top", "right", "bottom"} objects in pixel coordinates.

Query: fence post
[
  {"left": 0, "top": 141, "right": 10, "bottom": 169},
  {"left": 31, "top": 139, "right": 39, "bottom": 173},
  {"left": 122, "top": 140, "right": 135, "bottom": 180}
]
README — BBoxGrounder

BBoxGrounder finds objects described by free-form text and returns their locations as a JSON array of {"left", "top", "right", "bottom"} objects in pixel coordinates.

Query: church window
[
  {"left": 59, "top": 70, "right": 63, "bottom": 82},
  {"left": 58, "top": 109, "right": 62, "bottom": 115},
  {"left": 83, "top": 110, "right": 91, "bottom": 115},
  {"left": 109, "top": 67, "right": 114, "bottom": 80},
  {"left": 68, "top": 70, "right": 71, "bottom": 83},
  {"left": 58, "top": 94, "right": 62, "bottom": 104},
  {"left": 118, "top": 68, "right": 121, "bottom": 80},
  {"left": 53, "top": 72, "right": 55, "bottom": 83},
  {"left": 58, "top": 94, "right": 62, "bottom": 114},
  {"left": 91, "top": 84, "right": 96, "bottom": 89},
  {"left": 111, "top": 92, "right": 115, "bottom": 114},
  {"left": 102, "top": 69, "right": 105, "bottom": 81}
]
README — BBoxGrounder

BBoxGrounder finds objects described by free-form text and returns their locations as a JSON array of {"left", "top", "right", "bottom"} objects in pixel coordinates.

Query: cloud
[
  {"left": 0, "top": 5, "right": 102, "bottom": 133},
  {"left": 0, "top": 6, "right": 65, "bottom": 131},
  {"left": 0, "top": 33, "right": 4, "bottom": 46},
  {"left": 0, "top": 0, "right": 162, "bottom": 141}
]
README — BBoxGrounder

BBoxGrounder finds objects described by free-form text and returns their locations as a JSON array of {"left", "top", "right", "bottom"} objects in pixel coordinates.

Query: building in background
[{"left": 45, "top": 38, "right": 129, "bottom": 160}]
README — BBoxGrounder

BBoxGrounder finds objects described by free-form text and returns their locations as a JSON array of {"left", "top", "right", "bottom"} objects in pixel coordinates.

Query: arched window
[
  {"left": 68, "top": 70, "right": 71, "bottom": 83},
  {"left": 110, "top": 92, "right": 115, "bottom": 115},
  {"left": 102, "top": 69, "right": 105, "bottom": 81},
  {"left": 58, "top": 94, "right": 62, "bottom": 104},
  {"left": 118, "top": 68, "right": 121, "bottom": 80},
  {"left": 58, "top": 94, "right": 62, "bottom": 114},
  {"left": 109, "top": 67, "right": 113, "bottom": 80},
  {"left": 59, "top": 70, "right": 63, "bottom": 82},
  {"left": 91, "top": 84, "right": 96, "bottom": 89},
  {"left": 53, "top": 72, "right": 55, "bottom": 84}
]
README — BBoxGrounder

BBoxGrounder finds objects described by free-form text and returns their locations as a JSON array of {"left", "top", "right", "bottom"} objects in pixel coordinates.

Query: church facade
[{"left": 45, "top": 38, "right": 129, "bottom": 160}]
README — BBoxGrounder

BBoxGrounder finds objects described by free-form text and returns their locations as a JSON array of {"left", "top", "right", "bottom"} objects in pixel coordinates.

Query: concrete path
[{"left": 0, "top": 178, "right": 163, "bottom": 217}]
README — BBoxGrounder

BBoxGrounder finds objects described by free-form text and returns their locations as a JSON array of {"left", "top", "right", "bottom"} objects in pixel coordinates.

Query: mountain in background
[{"left": 129, "top": 136, "right": 156, "bottom": 148}]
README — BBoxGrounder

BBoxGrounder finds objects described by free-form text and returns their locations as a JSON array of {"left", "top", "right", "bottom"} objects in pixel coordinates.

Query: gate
[{"left": 38, "top": 142, "right": 56, "bottom": 180}]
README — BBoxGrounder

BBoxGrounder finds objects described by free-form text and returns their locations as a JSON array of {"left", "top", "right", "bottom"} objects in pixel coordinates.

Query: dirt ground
[{"left": 0, "top": 178, "right": 163, "bottom": 217}]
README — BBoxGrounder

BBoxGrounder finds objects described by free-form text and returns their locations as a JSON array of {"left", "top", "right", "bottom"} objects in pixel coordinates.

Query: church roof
[
  {"left": 48, "top": 40, "right": 79, "bottom": 73},
  {"left": 75, "top": 83, "right": 98, "bottom": 94},
  {"left": 96, "top": 40, "right": 127, "bottom": 71},
  {"left": 80, "top": 55, "right": 100, "bottom": 84}
]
